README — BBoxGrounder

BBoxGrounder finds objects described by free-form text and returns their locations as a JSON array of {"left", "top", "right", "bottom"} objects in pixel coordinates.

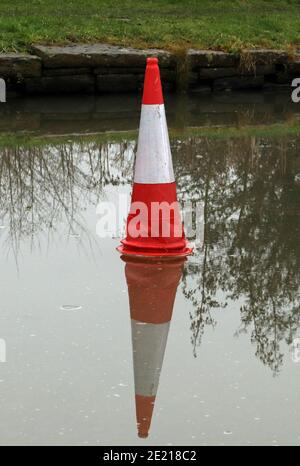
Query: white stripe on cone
[
  {"left": 131, "top": 319, "right": 170, "bottom": 397},
  {"left": 134, "top": 104, "right": 175, "bottom": 184}
]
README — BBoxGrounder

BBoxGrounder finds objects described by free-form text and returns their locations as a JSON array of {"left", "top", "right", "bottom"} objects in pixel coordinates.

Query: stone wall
[{"left": 0, "top": 44, "right": 299, "bottom": 95}]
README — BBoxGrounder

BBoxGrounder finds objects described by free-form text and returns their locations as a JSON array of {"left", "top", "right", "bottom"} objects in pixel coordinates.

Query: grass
[
  {"left": 0, "top": 0, "right": 300, "bottom": 53},
  {"left": 0, "top": 131, "right": 138, "bottom": 149},
  {"left": 0, "top": 122, "right": 300, "bottom": 148},
  {"left": 178, "top": 122, "right": 300, "bottom": 139}
]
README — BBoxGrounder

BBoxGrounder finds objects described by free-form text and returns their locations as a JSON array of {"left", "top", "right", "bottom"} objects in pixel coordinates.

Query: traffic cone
[
  {"left": 121, "top": 255, "right": 185, "bottom": 438},
  {"left": 117, "top": 57, "right": 193, "bottom": 257}
]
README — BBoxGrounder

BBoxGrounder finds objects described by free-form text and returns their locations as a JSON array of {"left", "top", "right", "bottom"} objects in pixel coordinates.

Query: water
[{"left": 0, "top": 92, "right": 300, "bottom": 446}]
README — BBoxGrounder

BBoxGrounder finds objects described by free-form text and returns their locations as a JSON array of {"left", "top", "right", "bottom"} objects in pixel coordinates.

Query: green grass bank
[{"left": 1, "top": 0, "right": 300, "bottom": 53}]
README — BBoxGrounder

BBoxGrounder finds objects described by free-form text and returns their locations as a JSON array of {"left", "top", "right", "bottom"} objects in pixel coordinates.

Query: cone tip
[
  {"left": 147, "top": 57, "right": 158, "bottom": 65},
  {"left": 142, "top": 57, "right": 163, "bottom": 105},
  {"left": 135, "top": 394, "right": 155, "bottom": 439}
]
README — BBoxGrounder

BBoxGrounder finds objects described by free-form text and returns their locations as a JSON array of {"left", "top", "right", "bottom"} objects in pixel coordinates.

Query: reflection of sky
[{"left": 1, "top": 228, "right": 300, "bottom": 446}]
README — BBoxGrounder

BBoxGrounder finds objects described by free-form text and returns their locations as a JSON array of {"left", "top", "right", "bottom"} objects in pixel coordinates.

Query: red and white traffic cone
[
  {"left": 122, "top": 255, "right": 185, "bottom": 438},
  {"left": 117, "top": 57, "right": 193, "bottom": 258}
]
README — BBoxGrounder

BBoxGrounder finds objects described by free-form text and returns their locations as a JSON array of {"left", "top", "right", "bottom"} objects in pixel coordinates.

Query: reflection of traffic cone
[
  {"left": 117, "top": 57, "right": 193, "bottom": 258},
  {"left": 121, "top": 255, "right": 185, "bottom": 438}
]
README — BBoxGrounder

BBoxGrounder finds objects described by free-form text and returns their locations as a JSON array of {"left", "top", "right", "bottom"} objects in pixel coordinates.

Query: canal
[{"left": 0, "top": 91, "right": 299, "bottom": 445}]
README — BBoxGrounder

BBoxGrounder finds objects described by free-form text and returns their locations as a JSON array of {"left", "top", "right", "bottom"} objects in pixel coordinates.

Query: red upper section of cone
[{"left": 142, "top": 57, "right": 164, "bottom": 105}]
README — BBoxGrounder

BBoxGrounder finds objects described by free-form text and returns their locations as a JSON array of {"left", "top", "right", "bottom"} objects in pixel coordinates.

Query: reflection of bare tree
[
  {"left": 227, "top": 145, "right": 300, "bottom": 373},
  {"left": 1, "top": 133, "right": 300, "bottom": 373},
  {"left": 179, "top": 141, "right": 226, "bottom": 356},
  {"left": 175, "top": 135, "right": 300, "bottom": 373},
  {"left": 0, "top": 140, "right": 134, "bottom": 260}
]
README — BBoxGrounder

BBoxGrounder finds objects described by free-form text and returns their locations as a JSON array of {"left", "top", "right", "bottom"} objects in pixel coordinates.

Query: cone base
[{"left": 117, "top": 244, "right": 193, "bottom": 258}]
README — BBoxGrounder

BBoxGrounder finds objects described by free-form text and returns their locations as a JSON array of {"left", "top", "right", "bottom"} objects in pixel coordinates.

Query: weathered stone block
[
  {"left": 199, "top": 65, "right": 275, "bottom": 79},
  {"left": 275, "top": 72, "right": 293, "bottom": 84},
  {"left": 94, "top": 66, "right": 144, "bottom": 75},
  {"left": 249, "top": 64, "right": 276, "bottom": 75},
  {"left": 293, "top": 53, "right": 300, "bottom": 63},
  {"left": 43, "top": 67, "right": 92, "bottom": 76},
  {"left": 160, "top": 69, "right": 177, "bottom": 83},
  {"left": 287, "top": 60, "right": 300, "bottom": 76},
  {"left": 187, "top": 71, "right": 199, "bottom": 86},
  {"left": 94, "top": 66, "right": 176, "bottom": 83},
  {"left": 97, "top": 74, "right": 142, "bottom": 92},
  {"left": 214, "top": 75, "right": 264, "bottom": 91},
  {"left": 31, "top": 44, "right": 176, "bottom": 69},
  {"left": 199, "top": 67, "right": 237, "bottom": 79},
  {"left": 240, "top": 49, "right": 288, "bottom": 66},
  {"left": 187, "top": 50, "right": 239, "bottom": 69},
  {"left": 25, "top": 75, "right": 95, "bottom": 94},
  {"left": 0, "top": 54, "right": 41, "bottom": 78},
  {"left": 263, "top": 82, "right": 290, "bottom": 91}
]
